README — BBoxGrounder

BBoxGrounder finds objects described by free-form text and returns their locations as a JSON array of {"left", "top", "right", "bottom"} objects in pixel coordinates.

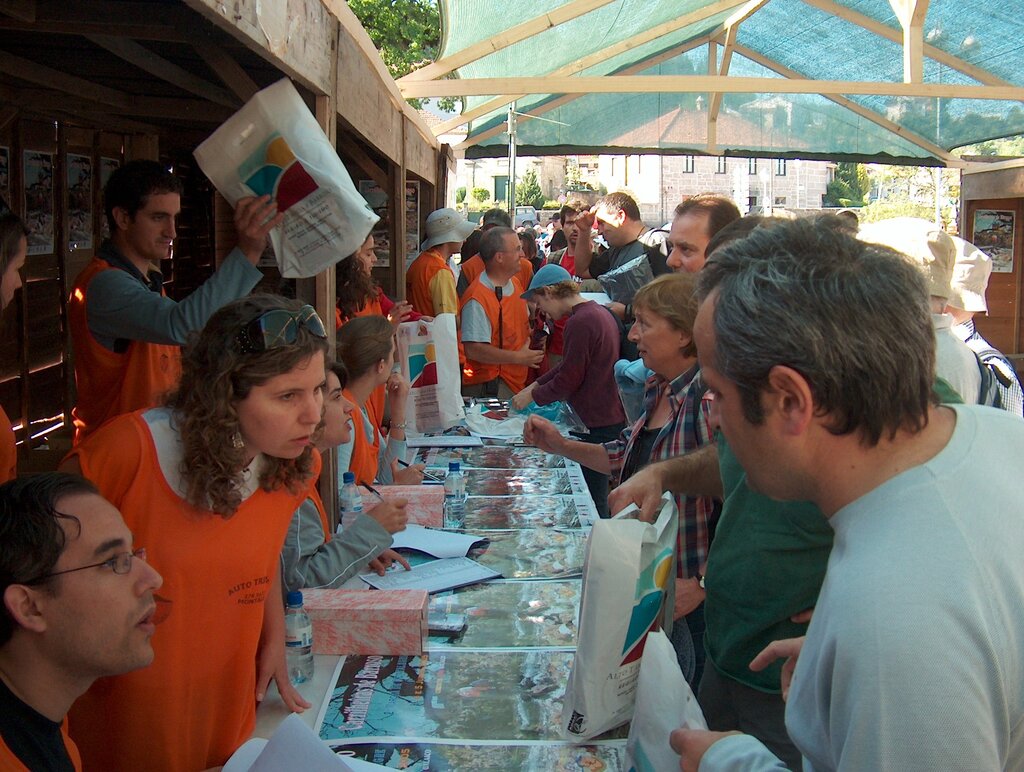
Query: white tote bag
[
  {"left": 396, "top": 315, "right": 464, "bottom": 434},
  {"left": 562, "top": 494, "right": 678, "bottom": 741},
  {"left": 194, "top": 78, "right": 378, "bottom": 278}
]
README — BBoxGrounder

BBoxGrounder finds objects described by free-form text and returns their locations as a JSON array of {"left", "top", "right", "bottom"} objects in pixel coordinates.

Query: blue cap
[
  {"left": 286, "top": 590, "right": 303, "bottom": 607},
  {"left": 448, "top": 461, "right": 461, "bottom": 471},
  {"left": 521, "top": 263, "right": 572, "bottom": 299},
  {"left": 343, "top": 471, "right": 355, "bottom": 484}
]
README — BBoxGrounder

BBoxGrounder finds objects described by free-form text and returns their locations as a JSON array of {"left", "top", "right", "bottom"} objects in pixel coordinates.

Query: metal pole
[{"left": 507, "top": 102, "right": 517, "bottom": 217}]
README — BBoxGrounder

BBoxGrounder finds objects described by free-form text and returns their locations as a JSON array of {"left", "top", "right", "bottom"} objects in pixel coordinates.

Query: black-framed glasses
[
  {"left": 25, "top": 547, "right": 148, "bottom": 584},
  {"left": 234, "top": 305, "right": 327, "bottom": 354}
]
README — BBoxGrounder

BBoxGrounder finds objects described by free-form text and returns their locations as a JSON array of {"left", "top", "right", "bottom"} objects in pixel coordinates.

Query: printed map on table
[
  {"left": 462, "top": 495, "right": 580, "bottom": 530},
  {"left": 465, "top": 528, "right": 586, "bottom": 579},
  {"left": 428, "top": 580, "right": 580, "bottom": 649},
  {"left": 318, "top": 650, "right": 575, "bottom": 742},
  {"left": 331, "top": 739, "right": 625, "bottom": 771},
  {"left": 414, "top": 446, "right": 565, "bottom": 470},
  {"left": 464, "top": 469, "right": 572, "bottom": 497}
]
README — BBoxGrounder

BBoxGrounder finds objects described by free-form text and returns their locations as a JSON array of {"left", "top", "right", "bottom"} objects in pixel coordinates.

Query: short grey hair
[{"left": 696, "top": 217, "right": 935, "bottom": 446}]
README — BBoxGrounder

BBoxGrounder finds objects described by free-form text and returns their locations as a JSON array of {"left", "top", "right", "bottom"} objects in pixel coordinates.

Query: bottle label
[{"left": 286, "top": 626, "right": 313, "bottom": 647}]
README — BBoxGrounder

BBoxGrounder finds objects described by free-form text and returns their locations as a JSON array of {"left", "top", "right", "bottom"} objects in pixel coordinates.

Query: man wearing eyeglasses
[
  {"left": 68, "top": 160, "right": 282, "bottom": 445},
  {"left": 0, "top": 472, "right": 163, "bottom": 771}
]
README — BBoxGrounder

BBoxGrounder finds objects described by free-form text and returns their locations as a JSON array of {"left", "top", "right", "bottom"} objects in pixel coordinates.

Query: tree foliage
[
  {"left": 823, "top": 162, "right": 871, "bottom": 207},
  {"left": 347, "top": 0, "right": 457, "bottom": 111},
  {"left": 515, "top": 169, "right": 545, "bottom": 209},
  {"left": 471, "top": 187, "right": 490, "bottom": 204}
]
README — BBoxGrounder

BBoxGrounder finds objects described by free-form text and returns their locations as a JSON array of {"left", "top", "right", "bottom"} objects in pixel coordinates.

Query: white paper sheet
[
  {"left": 390, "top": 525, "right": 488, "bottom": 558},
  {"left": 581, "top": 291, "right": 613, "bottom": 305},
  {"left": 360, "top": 557, "right": 501, "bottom": 593},
  {"left": 406, "top": 435, "right": 484, "bottom": 448}
]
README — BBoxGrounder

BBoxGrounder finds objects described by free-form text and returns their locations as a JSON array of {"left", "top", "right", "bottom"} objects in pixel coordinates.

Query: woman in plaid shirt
[{"left": 524, "top": 272, "right": 721, "bottom": 685}]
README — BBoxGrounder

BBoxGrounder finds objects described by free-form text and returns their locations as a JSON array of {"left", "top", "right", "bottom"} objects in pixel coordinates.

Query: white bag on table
[
  {"left": 194, "top": 78, "right": 378, "bottom": 278},
  {"left": 562, "top": 494, "right": 678, "bottom": 741},
  {"left": 396, "top": 314, "right": 464, "bottom": 434},
  {"left": 625, "top": 629, "right": 708, "bottom": 772}
]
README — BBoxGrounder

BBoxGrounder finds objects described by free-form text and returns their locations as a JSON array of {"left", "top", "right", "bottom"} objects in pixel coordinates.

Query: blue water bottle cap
[
  {"left": 448, "top": 461, "right": 461, "bottom": 472},
  {"left": 286, "top": 590, "right": 303, "bottom": 607},
  {"left": 342, "top": 471, "right": 355, "bottom": 484}
]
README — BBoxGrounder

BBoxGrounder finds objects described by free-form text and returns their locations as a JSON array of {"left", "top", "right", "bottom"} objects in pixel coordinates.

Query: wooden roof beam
[
  {"left": 399, "top": 0, "right": 619, "bottom": 84},
  {"left": 430, "top": 0, "right": 749, "bottom": 137},
  {"left": 0, "top": 0, "right": 35, "bottom": 22},
  {"left": 455, "top": 37, "right": 708, "bottom": 150},
  {"left": 194, "top": 43, "right": 260, "bottom": 102},
  {"left": 801, "top": 0, "right": 1008, "bottom": 87},
  {"left": 402, "top": 74, "right": 1024, "bottom": 101},
  {"left": 87, "top": 35, "right": 239, "bottom": 108},
  {"left": 0, "top": 18, "right": 191, "bottom": 42},
  {"left": 733, "top": 42, "right": 957, "bottom": 164},
  {"left": 887, "top": 0, "right": 929, "bottom": 83}
]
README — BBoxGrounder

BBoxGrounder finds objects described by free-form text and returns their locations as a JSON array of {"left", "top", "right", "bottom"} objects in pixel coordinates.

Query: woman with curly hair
[
  {"left": 61, "top": 294, "right": 328, "bottom": 772},
  {"left": 0, "top": 212, "right": 29, "bottom": 483},
  {"left": 337, "top": 233, "right": 416, "bottom": 327},
  {"left": 336, "top": 314, "right": 425, "bottom": 486}
]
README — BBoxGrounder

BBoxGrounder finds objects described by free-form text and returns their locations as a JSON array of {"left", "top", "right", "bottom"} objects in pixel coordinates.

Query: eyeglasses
[
  {"left": 234, "top": 305, "right": 327, "bottom": 354},
  {"left": 25, "top": 547, "right": 148, "bottom": 584}
]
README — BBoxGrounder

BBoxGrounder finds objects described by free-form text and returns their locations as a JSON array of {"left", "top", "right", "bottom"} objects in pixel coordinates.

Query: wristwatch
[{"left": 696, "top": 573, "right": 706, "bottom": 590}]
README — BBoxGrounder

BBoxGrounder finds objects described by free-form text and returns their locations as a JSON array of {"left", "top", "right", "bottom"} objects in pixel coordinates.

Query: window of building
[
  {"left": 748, "top": 158, "right": 758, "bottom": 175},
  {"left": 776, "top": 159, "right": 787, "bottom": 176},
  {"left": 683, "top": 155, "right": 695, "bottom": 173},
  {"left": 716, "top": 157, "right": 727, "bottom": 174},
  {"left": 774, "top": 196, "right": 787, "bottom": 206},
  {"left": 748, "top": 195, "right": 758, "bottom": 209}
]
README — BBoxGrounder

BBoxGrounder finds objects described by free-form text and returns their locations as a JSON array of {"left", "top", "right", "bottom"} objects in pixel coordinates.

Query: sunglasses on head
[{"left": 234, "top": 304, "right": 327, "bottom": 354}]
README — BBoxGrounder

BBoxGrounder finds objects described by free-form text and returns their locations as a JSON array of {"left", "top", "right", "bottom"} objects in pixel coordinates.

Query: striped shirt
[{"left": 604, "top": 365, "right": 721, "bottom": 578}]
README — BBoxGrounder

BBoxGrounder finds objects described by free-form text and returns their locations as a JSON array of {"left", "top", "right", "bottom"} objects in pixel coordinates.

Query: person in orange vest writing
[
  {"left": 459, "top": 227, "right": 544, "bottom": 399},
  {"left": 406, "top": 208, "right": 475, "bottom": 318},
  {"left": 0, "top": 473, "right": 163, "bottom": 772},
  {"left": 0, "top": 210, "right": 28, "bottom": 482},
  {"left": 68, "top": 160, "right": 281, "bottom": 444}
]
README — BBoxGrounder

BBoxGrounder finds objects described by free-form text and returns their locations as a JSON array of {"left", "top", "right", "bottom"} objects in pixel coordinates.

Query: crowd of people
[{"left": 0, "top": 159, "right": 1022, "bottom": 771}]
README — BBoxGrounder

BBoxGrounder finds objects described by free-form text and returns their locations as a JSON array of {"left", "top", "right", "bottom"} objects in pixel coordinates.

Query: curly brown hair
[
  {"left": 336, "top": 236, "right": 378, "bottom": 321},
  {"left": 165, "top": 294, "right": 329, "bottom": 517}
]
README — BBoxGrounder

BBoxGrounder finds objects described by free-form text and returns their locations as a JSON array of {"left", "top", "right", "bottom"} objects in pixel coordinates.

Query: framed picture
[
  {"left": 67, "top": 153, "right": 93, "bottom": 250},
  {"left": 357, "top": 179, "right": 421, "bottom": 269},
  {"left": 23, "top": 151, "right": 54, "bottom": 255},
  {"left": 972, "top": 209, "right": 1015, "bottom": 274},
  {"left": 0, "top": 147, "right": 10, "bottom": 208}
]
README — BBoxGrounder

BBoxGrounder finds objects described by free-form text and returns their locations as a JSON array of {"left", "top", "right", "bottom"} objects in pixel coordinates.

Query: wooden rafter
[
  {"left": 707, "top": 0, "right": 768, "bottom": 151},
  {"left": 800, "top": 0, "right": 1009, "bottom": 87},
  {"left": 430, "top": 0, "right": 751, "bottom": 136},
  {"left": 399, "top": 0, "right": 619, "bottom": 84},
  {"left": 193, "top": 43, "right": 260, "bottom": 101},
  {"left": 401, "top": 74, "right": 1024, "bottom": 101},
  {"left": 0, "top": 18, "right": 190, "bottom": 41},
  {"left": 455, "top": 37, "right": 709, "bottom": 150},
  {"left": 887, "top": 0, "right": 930, "bottom": 83},
  {"left": 87, "top": 35, "right": 238, "bottom": 107},
  {"left": 0, "top": 0, "right": 35, "bottom": 22},
  {"left": 733, "top": 42, "right": 956, "bottom": 163}
]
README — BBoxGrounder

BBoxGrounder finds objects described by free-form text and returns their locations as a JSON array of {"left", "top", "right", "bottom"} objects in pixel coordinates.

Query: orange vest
[
  {"left": 459, "top": 275, "right": 530, "bottom": 393},
  {"left": 68, "top": 259, "right": 182, "bottom": 444},
  {"left": 310, "top": 485, "right": 332, "bottom": 542},
  {"left": 460, "top": 254, "right": 534, "bottom": 295},
  {"left": 0, "top": 405, "right": 16, "bottom": 483},
  {"left": 67, "top": 411, "right": 318, "bottom": 772},
  {"left": 406, "top": 248, "right": 452, "bottom": 317},
  {"left": 0, "top": 717, "right": 82, "bottom": 771},
  {"left": 343, "top": 388, "right": 381, "bottom": 485}
]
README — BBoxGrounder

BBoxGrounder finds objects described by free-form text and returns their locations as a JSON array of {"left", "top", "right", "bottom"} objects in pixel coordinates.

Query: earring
[{"left": 232, "top": 431, "right": 244, "bottom": 450}]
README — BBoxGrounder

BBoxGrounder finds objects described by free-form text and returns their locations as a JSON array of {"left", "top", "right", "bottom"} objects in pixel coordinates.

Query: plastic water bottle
[
  {"left": 443, "top": 461, "right": 466, "bottom": 529},
  {"left": 284, "top": 590, "right": 314, "bottom": 685},
  {"left": 339, "top": 471, "right": 363, "bottom": 530}
]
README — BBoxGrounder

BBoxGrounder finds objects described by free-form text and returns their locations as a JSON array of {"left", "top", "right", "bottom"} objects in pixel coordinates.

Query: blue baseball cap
[{"left": 521, "top": 263, "right": 572, "bottom": 299}]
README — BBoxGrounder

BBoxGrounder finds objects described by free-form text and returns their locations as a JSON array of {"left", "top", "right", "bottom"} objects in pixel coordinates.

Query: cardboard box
[{"left": 301, "top": 588, "right": 429, "bottom": 655}]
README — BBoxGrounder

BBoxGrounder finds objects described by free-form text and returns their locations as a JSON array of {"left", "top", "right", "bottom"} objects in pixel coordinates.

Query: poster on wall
[
  {"left": 0, "top": 147, "right": 10, "bottom": 208},
  {"left": 973, "top": 209, "right": 1015, "bottom": 273},
  {"left": 358, "top": 179, "right": 421, "bottom": 269},
  {"left": 23, "top": 151, "right": 54, "bottom": 255},
  {"left": 67, "top": 153, "right": 93, "bottom": 250},
  {"left": 99, "top": 157, "right": 121, "bottom": 241}
]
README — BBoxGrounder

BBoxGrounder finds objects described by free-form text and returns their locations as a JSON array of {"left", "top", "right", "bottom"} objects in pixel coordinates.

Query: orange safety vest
[
  {"left": 460, "top": 254, "right": 534, "bottom": 295},
  {"left": 343, "top": 388, "right": 381, "bottom": 485},
  {"left": 0, "top": 405, "right": 16, "bottom": 483},
  {"left": 459, "top": 275, "right": 530, "bottom": 393},
  {"left": 0, "top": 717, "right": 82, "bottom": 771},
  {"left": 67, "top": 411, "right": 317, "bottom": 772},
  {"left": 406, "top": 248, "right": 452, "bottom": 317},
  {"left": 68, "top": 259, "right": 182, "bottom": 444}
]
